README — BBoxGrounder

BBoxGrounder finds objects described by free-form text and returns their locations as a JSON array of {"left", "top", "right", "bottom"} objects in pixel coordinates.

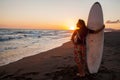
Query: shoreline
[
  {"left": 0, "top": 31, "right": 120, "bottom": 80},
  {"left": 0, "top": 36, "right": 71, "bottom": 66}
]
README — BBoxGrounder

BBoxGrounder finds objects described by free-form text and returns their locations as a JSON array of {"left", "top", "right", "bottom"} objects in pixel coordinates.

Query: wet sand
[{"left": 0, "top": 31, "right": 120, "bottom": 80}]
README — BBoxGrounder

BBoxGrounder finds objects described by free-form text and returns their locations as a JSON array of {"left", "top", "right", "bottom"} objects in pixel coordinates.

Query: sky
[{"left": 0, "top": 0, "right": 120, "bottom": 30}]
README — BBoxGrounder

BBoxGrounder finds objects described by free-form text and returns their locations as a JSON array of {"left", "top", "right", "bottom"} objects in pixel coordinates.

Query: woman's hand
[
  {"left": 102, "top": 24, "right": 105, "bottom": 29},
  {"left": 95, "top": 24, "right": 105, "bottom": 33}
]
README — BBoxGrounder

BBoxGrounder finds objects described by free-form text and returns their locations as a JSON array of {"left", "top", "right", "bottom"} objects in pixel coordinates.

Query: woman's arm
[
  {"left": 95, "top": 25, "right": 105, "bottom": 33},
  {"left": 88, "top": 25, "right": 105, "bottom": 34},
  {"left": 71, "top": 30, "right": 77, "bottom": 44}
]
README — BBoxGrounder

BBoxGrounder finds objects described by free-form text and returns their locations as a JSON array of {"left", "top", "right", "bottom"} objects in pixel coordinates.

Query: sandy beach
[{"left": 0, "top": 31, "right": 120, "bottom": 80}]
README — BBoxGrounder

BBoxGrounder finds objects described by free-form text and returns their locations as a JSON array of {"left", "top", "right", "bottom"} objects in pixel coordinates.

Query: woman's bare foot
[{"left": 76, "top": 73, "right": 85, "bottom": 77}]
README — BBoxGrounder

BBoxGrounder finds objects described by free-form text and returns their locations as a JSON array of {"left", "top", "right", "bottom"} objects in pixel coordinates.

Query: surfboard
[{"left": 86, "top": 2, "right": 104, "bottom": 73}]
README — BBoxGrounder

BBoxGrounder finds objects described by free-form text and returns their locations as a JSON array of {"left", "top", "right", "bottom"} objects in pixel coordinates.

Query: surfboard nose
[{"left": 94, "top": 2, "right": 100, "bottom": 5}]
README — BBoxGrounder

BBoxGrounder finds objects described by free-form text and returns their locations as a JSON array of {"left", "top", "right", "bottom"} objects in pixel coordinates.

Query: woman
[{"left": 71, "top": 19, "right": 105, "bottom": 77}]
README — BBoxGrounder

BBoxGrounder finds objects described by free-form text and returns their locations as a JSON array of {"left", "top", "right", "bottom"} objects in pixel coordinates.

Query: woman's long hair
[
  {"left": 76, "top": 19, "right": 88, "bottom": 39},
  {"left": 77, "top": 19, "right": 86, "bottom": 29}
]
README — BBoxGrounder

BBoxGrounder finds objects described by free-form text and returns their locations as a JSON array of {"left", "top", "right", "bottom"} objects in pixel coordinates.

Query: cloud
[{"left": 106, "top": 19, "right": 120, "bottom": 24}]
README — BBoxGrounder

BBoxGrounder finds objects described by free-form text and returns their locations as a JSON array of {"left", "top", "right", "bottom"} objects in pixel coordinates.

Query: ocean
[
  {"left": 0, "top": 29, "right": 72, "bottom": 66},
  {"left": 0, "top": 28, "right": 115, "bottom": 66}
]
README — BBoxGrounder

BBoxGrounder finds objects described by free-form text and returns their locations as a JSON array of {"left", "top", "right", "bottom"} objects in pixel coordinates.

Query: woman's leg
[
  {"left": 80, "top": 45, "right": 86, "bottom": 73},
  {"left": 74, "top": 45, "right": 85, "bottom": 77}
]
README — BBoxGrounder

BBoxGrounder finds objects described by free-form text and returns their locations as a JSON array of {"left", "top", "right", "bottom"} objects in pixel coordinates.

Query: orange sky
[{"left": 0, "top": 19, "right": 72, "bottom": 30}]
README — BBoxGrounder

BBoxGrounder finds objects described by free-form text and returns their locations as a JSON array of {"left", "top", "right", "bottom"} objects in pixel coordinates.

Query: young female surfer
[{"left": 71, "top": 19, "right": 105, "bottom": 77}]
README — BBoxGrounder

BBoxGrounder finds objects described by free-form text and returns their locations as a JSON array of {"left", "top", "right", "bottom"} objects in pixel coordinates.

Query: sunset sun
[{"left": 69, "top": 26, "right": 76, "bottom": 30}]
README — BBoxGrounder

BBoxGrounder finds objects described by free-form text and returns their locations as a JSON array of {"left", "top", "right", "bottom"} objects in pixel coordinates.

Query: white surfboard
[{"left": 86, "top": 2, "right": 104, "bottom": 73}]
